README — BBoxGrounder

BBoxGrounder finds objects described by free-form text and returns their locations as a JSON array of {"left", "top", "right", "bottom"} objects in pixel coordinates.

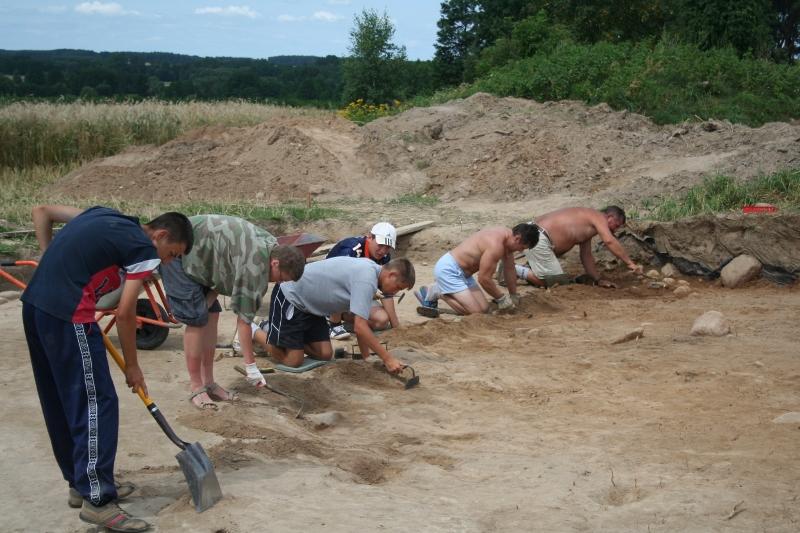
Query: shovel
[{"left": 102, "top": 334, "right": 223, "bottom": 512}]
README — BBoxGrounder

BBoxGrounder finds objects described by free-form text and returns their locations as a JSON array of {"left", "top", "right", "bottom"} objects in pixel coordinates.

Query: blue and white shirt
[{"left": 326, "top": 236, "right": 391, "bottom": 265}]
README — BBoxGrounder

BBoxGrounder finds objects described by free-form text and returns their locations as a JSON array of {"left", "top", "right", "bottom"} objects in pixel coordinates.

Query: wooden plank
[
  {"left": 310, "top": 220, "right": 435, "bottom": 257},
  {"left": 0, "top": 230, "right": 36, "bottom": 238}
]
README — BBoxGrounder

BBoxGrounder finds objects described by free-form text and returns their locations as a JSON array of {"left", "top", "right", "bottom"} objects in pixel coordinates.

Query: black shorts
[{"left": 267, "top": 284, "right": 329, "bottom": 350}]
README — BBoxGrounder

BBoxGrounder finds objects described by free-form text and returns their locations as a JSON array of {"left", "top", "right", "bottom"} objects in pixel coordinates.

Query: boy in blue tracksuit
[{"left": 21, "top": 205, "right": 192, "bottom": 532}]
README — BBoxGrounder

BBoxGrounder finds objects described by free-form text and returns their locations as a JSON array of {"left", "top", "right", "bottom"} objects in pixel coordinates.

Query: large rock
[
  {"left": 690, "top": 310, "right": 731, "bottom": 336},
  {"left": 661, "top": 263, "right": 679, "bottom": 278},
  {"left": 720, "top": 255, "right": 762, "bottom": 288},
  {"left": 306, "top": 411, "right": 343, "bottom": 429},
  {"left": 673, "top": 286, "right": 691, "bottom": 298}
]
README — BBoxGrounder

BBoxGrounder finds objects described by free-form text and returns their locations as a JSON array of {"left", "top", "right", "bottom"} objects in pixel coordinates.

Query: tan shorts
[{"left": 525, "top": 229, "right": 564, "bottom": 278}]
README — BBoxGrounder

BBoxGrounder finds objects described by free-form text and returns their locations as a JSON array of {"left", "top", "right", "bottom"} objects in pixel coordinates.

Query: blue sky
[{"left": 0, "top": 1, "right": 442, "bottom": 60}]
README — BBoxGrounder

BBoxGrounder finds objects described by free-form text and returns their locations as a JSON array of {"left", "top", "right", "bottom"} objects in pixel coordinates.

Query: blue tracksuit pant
[{"left": 22, "top": 302, "right": 119, "bottom": 506}]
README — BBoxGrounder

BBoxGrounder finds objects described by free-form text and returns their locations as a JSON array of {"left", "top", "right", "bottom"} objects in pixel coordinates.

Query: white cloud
[
  {"left": 313, "top": 11, "right": 341, "bottom": 22},
  {"left": 74, "top": 2, "right": 138, "bottom": 16},
  {"left": 38, "top": 5, "right": 68, "bottom": 13},
  {"left": 194, "top": 5, "right": 260, "bottom": 19},
  {"left": 326, "top": 0, "right": 350, "bottom": 4},
  {"left": 277, "top": 14, "right": 305, "bottom": 22}
]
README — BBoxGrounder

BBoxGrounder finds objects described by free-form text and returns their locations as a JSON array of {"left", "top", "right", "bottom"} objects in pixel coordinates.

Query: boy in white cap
[{"left": 323, "top": 222, "right": 399, "bottom": 339}]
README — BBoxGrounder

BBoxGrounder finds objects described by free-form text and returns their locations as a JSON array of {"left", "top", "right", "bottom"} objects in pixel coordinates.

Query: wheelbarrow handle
[{"left": 101, "top": 333, "right": 188, "bottom": 451}]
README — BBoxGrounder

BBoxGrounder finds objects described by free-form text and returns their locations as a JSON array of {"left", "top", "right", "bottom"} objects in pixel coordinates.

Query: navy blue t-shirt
[
  {"left": 22, "top": 206, "right": 160, "bottom": 323},
  {"left": 326, "top": 236, "right": 390, "bottom": 265}
]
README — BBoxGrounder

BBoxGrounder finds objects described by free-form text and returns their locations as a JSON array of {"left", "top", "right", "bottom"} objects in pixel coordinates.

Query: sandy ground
[
  {"left": 1, "top": 257, "right": 799, "bottom": 532},
  {"left": 2, "top": 94, "right": 799, "bottom": 531}
]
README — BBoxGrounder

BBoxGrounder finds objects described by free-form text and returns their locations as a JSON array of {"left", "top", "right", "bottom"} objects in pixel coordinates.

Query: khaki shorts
[{"left": 524, "top": 229, "right": 564, "bottom": 278}]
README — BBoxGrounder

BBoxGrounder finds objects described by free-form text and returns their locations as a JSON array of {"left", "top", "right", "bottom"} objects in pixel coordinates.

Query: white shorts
[{"left": 524, "top": 229, "right": 564, "bottom": 278}]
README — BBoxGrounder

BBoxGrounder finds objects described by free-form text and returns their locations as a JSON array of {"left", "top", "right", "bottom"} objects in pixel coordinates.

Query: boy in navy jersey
[
  {"left": 324, "top": 222, "right": 399, "bottom": 339},
  {"left": 22, "top": 205, "right": 192, "bottom": 532}
]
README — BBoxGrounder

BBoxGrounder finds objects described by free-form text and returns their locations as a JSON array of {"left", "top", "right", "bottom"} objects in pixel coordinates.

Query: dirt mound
[
  {"left": 53, "top": 116, "right": 367, "bottom": 203},
  {"left": 358, "top": 93, "right": 800, "bottom": 203},
  {"left": 51, "top": 93, "right": 800, "bottom": 206}
]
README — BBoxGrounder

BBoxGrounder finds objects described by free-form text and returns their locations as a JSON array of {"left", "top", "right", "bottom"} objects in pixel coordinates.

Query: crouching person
[
  {"left": 267, "top": 257, "right": 414, "bottom": 374},
  {"left": 160, "top": 214, "right": 305, "bottom": 410}
]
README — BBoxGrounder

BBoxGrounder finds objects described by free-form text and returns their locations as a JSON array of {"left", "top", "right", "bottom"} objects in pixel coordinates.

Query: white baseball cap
[{"left": 370, "top": 222, "right": 397, "bottom": 248}]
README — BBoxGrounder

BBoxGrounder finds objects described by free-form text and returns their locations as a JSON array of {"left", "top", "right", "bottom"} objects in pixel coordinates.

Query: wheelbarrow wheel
[{"left": 135, "top": 298, "right": 170, "bottom": 350}]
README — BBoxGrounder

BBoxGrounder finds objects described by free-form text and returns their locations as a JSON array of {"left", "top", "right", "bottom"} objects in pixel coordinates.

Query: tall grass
[
  {"left": 639, "top": 170, "right": 800, "bottom": 221},
  {"left": 0, "top": 164, "right": 76, "bottom": 224},
  {"left": 0, "top": 100, "right": 336, "bottom": 168}
]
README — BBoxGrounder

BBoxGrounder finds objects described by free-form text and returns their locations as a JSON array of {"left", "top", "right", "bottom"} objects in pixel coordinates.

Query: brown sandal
[
  {"left": 206, "top": 382, "right": 239, "bottom": 402},
  {"left": 188, "top": 387, "right": 218, "bottom": 411}
]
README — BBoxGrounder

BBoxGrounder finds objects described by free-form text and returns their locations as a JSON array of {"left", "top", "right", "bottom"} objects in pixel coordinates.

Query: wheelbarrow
[
  {"left": 277, "top": 232, "right": 327, "bottom": 259},
  {"left": 1, "top": 260, "right": 179, "bottom": 350}
]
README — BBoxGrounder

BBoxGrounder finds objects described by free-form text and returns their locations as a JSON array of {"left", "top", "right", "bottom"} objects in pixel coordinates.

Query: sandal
[
  {"left": 188, "top": 387, "right": 218, "bottom": 411},
  {"left": 205, "top": 382, "right": 240, "bottom": 402}
]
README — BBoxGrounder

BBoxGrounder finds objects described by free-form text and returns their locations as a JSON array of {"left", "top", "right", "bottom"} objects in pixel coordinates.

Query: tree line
[
  {"left": 2, "top": 1, "right": 799, "bottom": 125},
  {"left": 433, "top": 0, "right": 800, "bottom": 86}
]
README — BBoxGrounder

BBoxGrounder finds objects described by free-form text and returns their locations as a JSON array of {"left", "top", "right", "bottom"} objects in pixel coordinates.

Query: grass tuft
[
  {"left": 388, "top": 193, "right": 440, "bottom": 207},
  {"left": 637, "top": 170, "right": 800, "bottom": 221}
]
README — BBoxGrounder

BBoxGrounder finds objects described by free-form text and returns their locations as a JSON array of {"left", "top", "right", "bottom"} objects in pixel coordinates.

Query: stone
[
  {"left": 0, "top": 290, "right": 21, "bottom": 301},
  {"left": 772, "top": 412, "right": 800, "bottom": 424},
  {"left": 690, "top": 310, "right": 731, "bottom": 337},
  {"left": 662, "top": 277, "right": 676, "bottom": 288},
  {"left": 677, "top": 279, "right": 690, "bottom": 287},
  {"left": 306, "top": 411, "right": 343, "bottom": 429},
  {"left": 720, "top": 255, "right": 762, "bottom": 288},
  {"left": 660, "top": 263, "right": 679, "bottom": 278},
  {"left": 611, "top": 327, "right": 645, "bottom": 345},
  {"left": 645, "top": 269, "right": 661, "bottom": 279},
  {"left": 673, "top": 286, "right": 691, "bottom": 298}
]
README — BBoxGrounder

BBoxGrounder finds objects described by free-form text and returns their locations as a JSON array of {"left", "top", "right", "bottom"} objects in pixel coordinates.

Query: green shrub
[
  {"left": 338, "top": 99, "right": 404, "bottom": 125},
  {"left": 639, "top": 170, "right": 800, "bottom": 220},
  {"left": 469, "top": 40, "right": 800, "bottom": 126}
]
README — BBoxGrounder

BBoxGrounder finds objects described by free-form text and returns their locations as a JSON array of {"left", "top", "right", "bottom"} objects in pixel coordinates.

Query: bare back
[
  {"left": 535, "top": 207, "right": 607, "bottom": 256},
  {"left": 450, "top": 226, "right": 512, "bottom": 276}
]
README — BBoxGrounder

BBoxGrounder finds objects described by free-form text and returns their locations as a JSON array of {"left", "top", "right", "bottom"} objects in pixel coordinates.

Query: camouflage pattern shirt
[{"left": 182, "top": 214, "right": 277, "bottom": 323}]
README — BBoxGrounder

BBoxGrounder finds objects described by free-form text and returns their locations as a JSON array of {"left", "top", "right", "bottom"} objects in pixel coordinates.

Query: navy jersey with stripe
[
  {"left": 326, "top": 236, "right": 390, "bottom": 265},
  {"left": 21, "top": 206, "right": 160, "bottom": 323}
]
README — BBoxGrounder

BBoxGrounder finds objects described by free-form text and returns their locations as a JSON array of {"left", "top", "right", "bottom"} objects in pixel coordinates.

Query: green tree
[
  {"left": 669, "top": 0, "right": 774, "bottom": 57},
  {"left": 433, "top": 0, "right": 481, "bottom": 85},
  {"left": 343, "top": 8, "right": 407, "bottom": 103},
  {"left": 773, "top": 0, "right": 800, "bottom": 62}
]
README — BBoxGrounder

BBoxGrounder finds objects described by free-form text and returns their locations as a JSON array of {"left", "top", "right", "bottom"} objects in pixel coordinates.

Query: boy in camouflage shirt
[{"left": 161, "top": 214, "right": 305, "bottom": 410}]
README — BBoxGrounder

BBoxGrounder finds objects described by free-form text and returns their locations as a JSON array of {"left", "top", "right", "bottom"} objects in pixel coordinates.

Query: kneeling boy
[{"left": 266, "top": 256, "right": 414, "bottom": 374}]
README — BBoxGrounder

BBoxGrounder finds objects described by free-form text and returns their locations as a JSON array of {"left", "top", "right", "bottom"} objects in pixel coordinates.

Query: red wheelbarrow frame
[
  {"left": 0, "top": 231, "right": 326, "bottom": 349},
  {"left": 0, "top": 260, "right": 179, "bottom": 349}
]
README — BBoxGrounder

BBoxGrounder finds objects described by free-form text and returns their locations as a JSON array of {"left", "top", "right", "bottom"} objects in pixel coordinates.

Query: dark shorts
[
  {"left": 267, "top": 284, "right": 329, "bottom": 350},
  {"left": 159, "top": 257, "right": 222, "bottom": 327}
]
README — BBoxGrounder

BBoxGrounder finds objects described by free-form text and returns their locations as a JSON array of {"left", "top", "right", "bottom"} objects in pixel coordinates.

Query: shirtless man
[
  {"left": 414, "top": 223, "right": 540, "bottom": 316},
  {"left": 510, "top": 206, "right": 642, "bottom": 288}
]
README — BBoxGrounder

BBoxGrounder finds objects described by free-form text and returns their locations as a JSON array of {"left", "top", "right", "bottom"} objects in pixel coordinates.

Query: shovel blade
[{"left": 176, "top": 442, "right": 223, "bottom": 512}]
